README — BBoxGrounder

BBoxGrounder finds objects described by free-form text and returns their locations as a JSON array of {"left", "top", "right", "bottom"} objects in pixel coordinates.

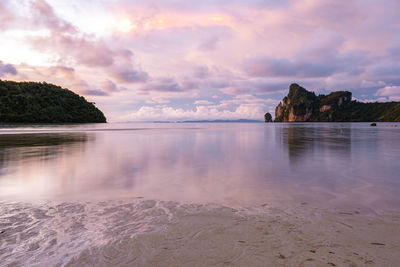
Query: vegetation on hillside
[
  {"left": 335, "top": 101, "right": 400, "bottom": 122},
  {"left": 274, "top": 83, "right": 400, "bottom": 122},
  {"left": 0, "top": 80, "right": 106, "bottom": 123}
]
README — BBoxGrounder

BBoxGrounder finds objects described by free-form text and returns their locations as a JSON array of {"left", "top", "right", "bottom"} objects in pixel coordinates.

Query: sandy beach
[{"left": 1, "top": 199, "right": 399, "bottom": 266}]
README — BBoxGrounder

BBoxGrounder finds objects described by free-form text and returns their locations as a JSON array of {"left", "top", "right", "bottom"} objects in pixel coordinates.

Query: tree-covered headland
[
  {"left": 274, "top": 83, "right": 400, "bottom": 122},
  {"left": 0, "top": 80, "right": 106, "bottom": 123}
]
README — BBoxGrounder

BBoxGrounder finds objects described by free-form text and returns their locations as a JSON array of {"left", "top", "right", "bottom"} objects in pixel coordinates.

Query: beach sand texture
[{"left": 1, "top": 199, "right": 399, "bottom": 266}]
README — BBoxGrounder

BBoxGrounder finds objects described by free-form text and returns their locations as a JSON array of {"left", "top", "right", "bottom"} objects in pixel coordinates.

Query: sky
[{"left": 1, "top": 0, "right": 400, "bottom": 122}]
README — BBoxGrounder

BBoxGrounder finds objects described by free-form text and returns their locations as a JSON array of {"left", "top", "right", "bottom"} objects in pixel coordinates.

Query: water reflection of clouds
[
  {"left": 84, "top": 127, "right": 277, "bottom": 204},
  {"left": 0, "top": 124, "right": 399, "bottom": 210}
]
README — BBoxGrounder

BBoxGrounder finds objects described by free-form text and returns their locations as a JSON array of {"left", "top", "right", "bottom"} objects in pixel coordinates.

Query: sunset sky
[{"left": 1, "top": 0, "right": 400, "bottom": 121}]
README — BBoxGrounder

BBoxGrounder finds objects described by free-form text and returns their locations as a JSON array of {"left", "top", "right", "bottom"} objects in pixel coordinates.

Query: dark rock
[
  {"left": 264, "top": 112, "right": 273, "bottom": 122},
  {"left": 370, "top": 123, "right": 377, "bottom": 126}
]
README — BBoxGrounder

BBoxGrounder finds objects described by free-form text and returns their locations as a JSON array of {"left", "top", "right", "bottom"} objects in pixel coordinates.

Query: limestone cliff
[
  {"left": 275, "top": 83, "right": 337, "bottom": 122},
  {"left": 274, "top": 83, "right": 400, "bottom": 122}
]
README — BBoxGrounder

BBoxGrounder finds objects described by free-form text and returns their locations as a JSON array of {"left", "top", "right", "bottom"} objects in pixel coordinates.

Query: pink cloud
[
  {"left": 140, "top": 77, "right": 184, "bottom": 92},
  {"left": 110, "top": 68, "right": 149, "bottom": 83},
  {"left": 27, "top": 0, "right": 150, "bottom": 84},
  {"left": 48, "top": 66, "right": 75, "bottom": 79},
  {"left": 82, "top": 89, "right": 109, "bottom": 96},
  {"left": 102, "top": 79, "right": 119, "bottom": 92},
  {"left": 194, "top": 100, "right": 214, "bottom": 105},
  {"left": 30, "top": 0, "right": 77, "bottom": 33},
  {"left": 0, "top": 1, "right": 14, "bottom": 29},
  {"left": 2, "top": 0, "right": 400, "bottom": 121},
  {"left": 198, "top": 36, "right": 219, "bottom": 51}
]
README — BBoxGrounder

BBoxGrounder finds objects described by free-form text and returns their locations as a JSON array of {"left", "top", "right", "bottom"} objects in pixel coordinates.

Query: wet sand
[{"left": 1, "top": 199, "right": 400, "bottom": 266}]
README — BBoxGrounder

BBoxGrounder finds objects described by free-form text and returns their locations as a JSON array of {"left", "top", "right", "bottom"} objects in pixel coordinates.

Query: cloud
[
  {"left": 359, "top": 97, "right": 388, "bottom": 103},
  {"left": 216, "top": 94, "right": 278, "bottom": 108},
  {"left": 388, "top": 40, "right": 400, "bottom": 60},
  {"left": 30, "top": 0, "right": 76, "bottom": 33},
  {"left": 33, "top": 34, "right": 116, "bottom": 67},
  {"left": 140, "top": 77, "right": 196, "bottom": 92},
  {"left": 198, "top": 36, "right": 219, "bottom": 51},
  {"left": 297, "top": 1, "right": 363, "bottom": 30},
  {"left": 219, "top": 78, "right": 290, "bottom": 95},
  {"left": 244, "top": 56, "right": 345, "bottom": 78},
  {"left": 193, "top": 65, "right": 211, "bottom": 78},
  {"left": 28, "top": 0, "right": 150, "bottom": 83},
  {"left": 82, "top": 89, "right": 109, "bottom": 96},
  {"left": 368, "top": 62, "right": 400, "bottom": 77},
  {"left": 71, "top": 79, "right": 93, "bottom": 93},
  {"left": 194, "top": 100, "right": 214, "bottom": 105},
  {"left": 0, "top": 61, "right": 18, "bottom": 77},
  {"left": 124, "top": 104, "right": 267, "bottom": 121},
  {"left": 360, "top": 80, "right": 386, "bottom": 89},
  {"left": 28, "top": 0, "right": 114, "bottom": 67},
  {"left": 48, "top": 66, "right": 75, "bottom": 79},
  {"left": 102, "top": 79, "right": 119, "bottom": 92},
  {"left": 243, "top": 46, "right": 368, "bottom": 78},
  {"left": 116, "top": 0, "right": 291, "bottom": 13},
  {"left": 3, "top": 0, "right": 400, "bottom": 122},
  {"left": 375, "top": 86, "right": 400, "bottom": 101},
  {"left": 0, "top": 1, "right": 14, "bottom": 29},
  {"left": 110, "top": 69, "right": 149, "bottom": 83},
  {"left": 146, "top": 97, "right": 170, "bottom": 104}
]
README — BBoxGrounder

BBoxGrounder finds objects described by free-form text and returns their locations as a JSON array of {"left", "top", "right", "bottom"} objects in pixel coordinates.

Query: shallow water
[
  {"left": 1, "top": 122, "right": 400, "bottom": 266},
  {"left": 0, "top": 122, "right": 399, "bottom": 210}
]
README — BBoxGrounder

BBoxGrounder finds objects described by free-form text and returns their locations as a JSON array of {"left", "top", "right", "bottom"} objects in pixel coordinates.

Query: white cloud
[
  {"left": 123, "top": 104, "right": 267, "bottom": 121},
  {"left": 375, "top": 86, "right": 400, "bottom": 101},
  {"left": 358, "top": 97, "right": 388, "bottom": 103}
]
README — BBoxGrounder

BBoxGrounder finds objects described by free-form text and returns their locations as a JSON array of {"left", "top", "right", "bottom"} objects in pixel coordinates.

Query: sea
[
  {"left": 1, "top": 122, "right": 399, "bottom": 209},
  {"left": 1, "top": 122, "right": 400, "bottom": 265}
]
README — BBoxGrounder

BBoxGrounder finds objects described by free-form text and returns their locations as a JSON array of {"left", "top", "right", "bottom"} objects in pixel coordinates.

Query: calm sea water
[{"left": 0, "top": 122, "right": 399, "bottom": 210}]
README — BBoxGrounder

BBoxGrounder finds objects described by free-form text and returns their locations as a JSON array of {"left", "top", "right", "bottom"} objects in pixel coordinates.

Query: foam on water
[
  {"left": 1, "top": 199, "right": 399, "bottom": 266},
  {"left": 0, "top": 199, "right": 175, "bottom": 266}
]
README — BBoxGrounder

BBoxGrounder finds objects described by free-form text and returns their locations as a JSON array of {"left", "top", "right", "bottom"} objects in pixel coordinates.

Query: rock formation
[
  {"left": 274, "top": 83, "right": 400, "bottom": 122},
  {"left": 264, "top": 113, "right": 273, "bottom": 122}
]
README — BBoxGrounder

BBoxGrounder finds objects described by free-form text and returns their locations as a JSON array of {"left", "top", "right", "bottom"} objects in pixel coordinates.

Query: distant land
[
  {"left": 179, "top": 119, "right": 263, "bottom": 123},
  {"left": 271, "top": 83, "right": 400, "bottom": 122},
  {"left": 0, "top": 80, "right": 106, "bottom": 123},
  {"left": 149, "top": 119, "right": 263, "bottom": 123}
]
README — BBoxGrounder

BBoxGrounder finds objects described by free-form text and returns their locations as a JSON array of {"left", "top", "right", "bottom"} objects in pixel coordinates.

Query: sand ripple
[{"left": 1, "top": 199, "right": 399, "bottom": 266}]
